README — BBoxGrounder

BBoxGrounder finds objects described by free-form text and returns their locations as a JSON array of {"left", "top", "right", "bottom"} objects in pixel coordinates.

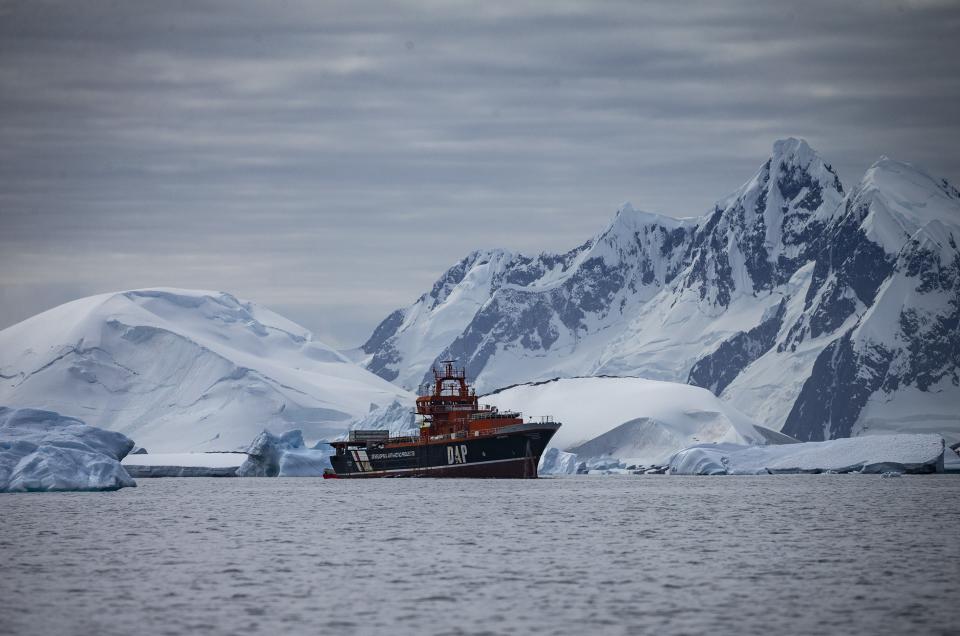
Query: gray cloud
[{"left": 1, "top": 0, "right": 959, "bottom": 346}]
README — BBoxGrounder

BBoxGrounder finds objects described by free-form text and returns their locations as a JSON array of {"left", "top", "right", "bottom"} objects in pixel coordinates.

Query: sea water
[{"left": 1, "top": 476, "right": 958, "bottom": 635}]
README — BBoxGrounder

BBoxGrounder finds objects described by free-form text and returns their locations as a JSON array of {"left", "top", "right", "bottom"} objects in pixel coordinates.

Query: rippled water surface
[{"left": 2, "top": 476, "right": 959, "bottom": 636}]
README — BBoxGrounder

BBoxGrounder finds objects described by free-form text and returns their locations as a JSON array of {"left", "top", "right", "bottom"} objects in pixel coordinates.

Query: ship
[{"left": 328, "top": 361, "right": 560, "bottom": 478}]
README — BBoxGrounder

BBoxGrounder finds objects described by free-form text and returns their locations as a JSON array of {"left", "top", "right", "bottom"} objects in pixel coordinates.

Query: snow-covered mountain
[
  {"left": 0, "top": 289, "right": 412, "bottom": 452},
  {"left": 361, "top": 205, "right": 694, "bottom": 390},
  {"left": 361, "top": 139, "right": 960, "bottom": 444}
]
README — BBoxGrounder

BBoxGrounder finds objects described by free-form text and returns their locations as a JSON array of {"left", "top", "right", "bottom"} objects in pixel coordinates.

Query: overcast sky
[{"left": 1, "top": 0, "right": 958, "bottom": 347}]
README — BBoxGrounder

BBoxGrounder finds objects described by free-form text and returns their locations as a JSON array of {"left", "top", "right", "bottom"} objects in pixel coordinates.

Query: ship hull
[{"left": 329, "top": 423, "right": 559, "bottom": 479}]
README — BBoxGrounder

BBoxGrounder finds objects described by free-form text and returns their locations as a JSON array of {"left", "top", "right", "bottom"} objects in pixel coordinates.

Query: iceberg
[
  {"left": 0, "top": 407, "right": 136, "bottom": 493},
  {"left": 538, "top": 448, "right": 578, "bottom": 475},
  {"left": 667, "top": 434, "right": 946, "bottom": 475},
  {"left": 277, "top": 446, "right": 334, "bottom": 477},
  {"left": 236, "top": 429, "right": 332, "bottom": 477}
]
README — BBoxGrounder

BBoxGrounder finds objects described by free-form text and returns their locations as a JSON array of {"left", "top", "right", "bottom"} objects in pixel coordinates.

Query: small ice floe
[
  {"left": 0, "top": 407, "right": 135, "bottom": 493},
  {"left": 881, "top": 471, "right": 903, "bottom": 478},
  {"left": 667, "top": 434, "right": 946, "bottom": 475}
]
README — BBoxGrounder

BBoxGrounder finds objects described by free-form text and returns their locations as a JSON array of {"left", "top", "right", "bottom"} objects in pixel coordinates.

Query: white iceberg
[
  {"left": 667, "top": 434, "right": 946, "bottom": 475},
  {"left": 277, "top": 446, "right": 334, "bottom": 477},
  {"left": 0, "top": 407, "right": 136, "bottom": 492},
  {"left": 236, "top": 429, "right": 331, "bottom": 477},
  {"left": 538, "top": 448, "right": 578, "bottom": 475}
]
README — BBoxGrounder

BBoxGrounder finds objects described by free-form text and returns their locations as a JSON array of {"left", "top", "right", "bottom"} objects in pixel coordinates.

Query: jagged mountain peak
[
  {"left": 608, "top": 201, "right": 687, "bottom": 231},
  {"left": 772, "top": 136, "right": 809, "bottom": 153},
  {"left": 772, "top": 136, "right": 817, "bottom": 163},
  {"left": 720, "top": 138, "right": 842, "bottom": 207},
  {"left": 592, "top": 203, "right": 691, "bottom": 268},
  {"left": 859, "top": 157, "right": 960, "bottom": 217},
  {"left": 676, "top": 138, "right": 846, "bottom": 306},
  {"left": 422, "top": 247, "right": 517, "bottom": 309},
  {"left": 848, "top": 157, "right": 960, "bottom": 254},
  {"left": 764, "top": 137, "right": 843, "bottom": 203}
]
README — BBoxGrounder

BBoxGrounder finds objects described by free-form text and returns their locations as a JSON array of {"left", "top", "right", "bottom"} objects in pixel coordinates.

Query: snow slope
[
  {"left": 0, "top": 407, "right": 136, "bottom": 492},
  {"left": 347, "top": 399, "right": 416, "bottom": 437},
  {"left": 0, "top": 289, "right": 412, "bottom": 452},
  {"left": 776, "top": 159, "right": 960, "bottom": 443},
  {"left": 360, "top": 204, "right": 694, "bottom": 392},
  {"left": 483, "top": 377, "right": 781, "bottom": 466}
]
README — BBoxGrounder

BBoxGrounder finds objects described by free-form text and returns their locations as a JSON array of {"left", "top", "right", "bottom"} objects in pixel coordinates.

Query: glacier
[
  {"left": 0, "top": 407, "right": 136, "bottom": 492},
  {"left": 362, "top": 138, "right": 960, "bottom": 446},
  {"left": 667, "top": 434, "right": 946, "bottom": 475},
  {"left": 0, "top": 288, "right": 413, "bottom": 452}
]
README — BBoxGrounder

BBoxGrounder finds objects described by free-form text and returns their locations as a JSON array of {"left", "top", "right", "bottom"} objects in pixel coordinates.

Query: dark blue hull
[{"left": 329, "top": 423, "right": 559, "bottom": 478}]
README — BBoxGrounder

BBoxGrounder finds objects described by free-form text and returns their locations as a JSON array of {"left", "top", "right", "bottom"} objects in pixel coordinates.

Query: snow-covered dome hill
[
  {"left": 483, "top": 376, "right": 791, "bottom": 466},
  {"left": 0, "top": 288, "right": 412, "bottom": 452}
]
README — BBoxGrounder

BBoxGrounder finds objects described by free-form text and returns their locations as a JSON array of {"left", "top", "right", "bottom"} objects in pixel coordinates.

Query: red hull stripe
[{"left": 335, "top": 456, "right": 535, "bottom": 478}]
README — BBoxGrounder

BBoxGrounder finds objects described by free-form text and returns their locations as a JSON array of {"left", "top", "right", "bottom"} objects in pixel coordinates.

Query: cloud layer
[{"left": 2, "top": 0, "right": 958, "bottom": 346}]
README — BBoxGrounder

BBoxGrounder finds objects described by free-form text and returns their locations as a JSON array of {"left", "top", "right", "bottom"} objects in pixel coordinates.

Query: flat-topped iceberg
[
  {"left": 0, "top": 407, "right": 136, "bottom": 492},
  {"left": 668, "top": 434, "right": 946, "bottom": 475},
  {"left": 122, "top": 452, "right": 247, "bottom": 477}
]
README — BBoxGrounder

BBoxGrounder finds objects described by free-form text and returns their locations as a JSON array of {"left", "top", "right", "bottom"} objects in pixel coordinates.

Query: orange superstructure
[{"left": 416, "top": 360, "right": 523, "bottom": 438}]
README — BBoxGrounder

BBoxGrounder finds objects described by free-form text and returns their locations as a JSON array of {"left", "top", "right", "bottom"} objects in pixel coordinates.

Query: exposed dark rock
[
  {"left": 688, "top": 300, "right": 787, "bottom": 394},
  {"left": 782, "top": 332, "right": 894, "bottom": 441}
]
